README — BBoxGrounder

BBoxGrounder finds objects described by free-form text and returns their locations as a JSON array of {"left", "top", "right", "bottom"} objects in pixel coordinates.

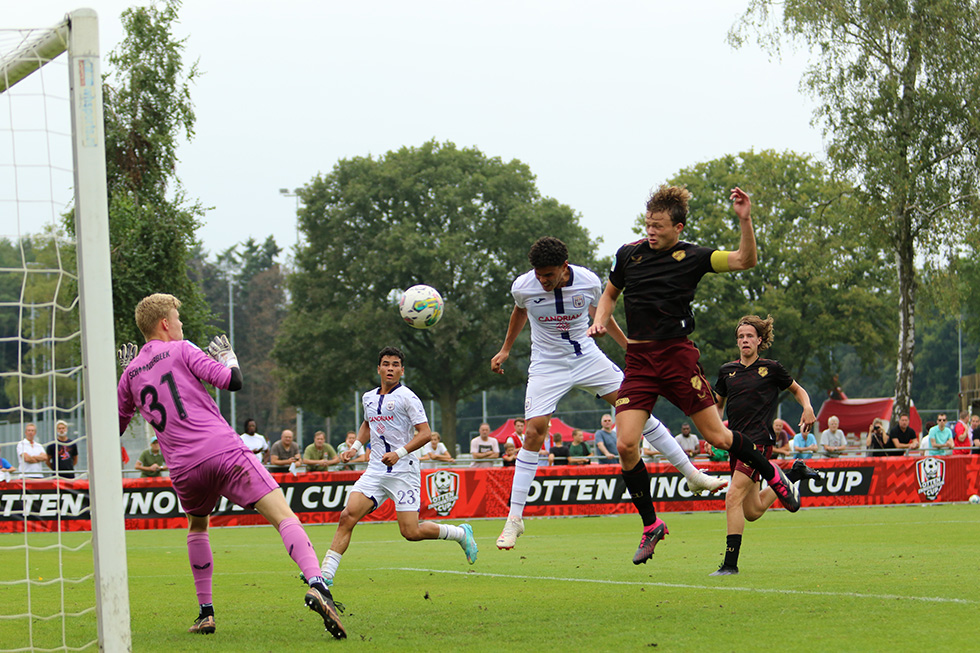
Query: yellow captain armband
[{"left": 711, "top": 250, "right": 732, "bottom": 273}]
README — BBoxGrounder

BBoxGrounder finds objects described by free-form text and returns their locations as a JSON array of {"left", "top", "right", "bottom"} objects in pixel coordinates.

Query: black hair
[
  {"left": 528, "top": 236, "right": 568, "bottom": 269},
  {"left": 378, "top": 346, "right": 405, "bottom": 366}
]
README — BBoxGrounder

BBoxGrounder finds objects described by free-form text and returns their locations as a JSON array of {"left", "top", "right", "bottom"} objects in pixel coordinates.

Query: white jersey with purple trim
[
  {"left": 512, "top": 264, "right": 604, "bottom": 367},
  {"left": 361, "top": 383, "right": 427, "bottom": 473}
]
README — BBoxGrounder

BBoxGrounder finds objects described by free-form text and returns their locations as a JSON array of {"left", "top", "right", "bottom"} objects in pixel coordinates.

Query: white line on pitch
[{"left": 379, "top": 567, "right": 976, "bottom": 605}]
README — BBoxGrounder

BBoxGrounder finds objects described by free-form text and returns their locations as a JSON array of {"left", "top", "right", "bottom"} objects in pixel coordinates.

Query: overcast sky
[{"left": 8, "top": 0, "right": 824, "bottom": 261}]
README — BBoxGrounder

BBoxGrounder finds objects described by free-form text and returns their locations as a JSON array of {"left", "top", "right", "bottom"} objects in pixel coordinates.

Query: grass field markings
[{"left": 379, "top": 567, "right": 977, "bottom": 605}]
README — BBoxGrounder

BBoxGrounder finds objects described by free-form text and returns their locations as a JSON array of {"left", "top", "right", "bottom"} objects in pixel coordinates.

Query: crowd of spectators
[{"left": 7, "top": 408, "right": 979, "bottom": 483}]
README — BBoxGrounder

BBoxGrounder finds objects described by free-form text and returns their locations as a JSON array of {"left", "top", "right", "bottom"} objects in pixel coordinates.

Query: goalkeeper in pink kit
[{"left": 117, "top": 293, "right": 346, "bottom": 639}]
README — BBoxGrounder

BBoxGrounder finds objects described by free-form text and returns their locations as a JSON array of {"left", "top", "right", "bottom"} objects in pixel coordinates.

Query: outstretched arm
[
  {"left": 726, "top": 187, "right": 757, "bottom": 272},
  {"left": 587, "top": 282, "right": 622, "bottom": 339},
  {"left": 491, "top": 305, "right": 528, "bottom": 374},
  {"left": 789, "top": 381, "right": 815, "bottom": 433}
]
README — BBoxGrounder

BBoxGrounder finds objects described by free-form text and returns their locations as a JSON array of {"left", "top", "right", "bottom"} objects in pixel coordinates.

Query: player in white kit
[
  {"left": 319, "top": 347, "right": 478, "bottom": 604},
  {"left": 491, "top": 237, "right": 726, "bottom": 549}
]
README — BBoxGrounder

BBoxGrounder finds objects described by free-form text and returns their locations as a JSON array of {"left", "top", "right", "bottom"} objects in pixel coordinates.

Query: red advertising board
[{"left": 2, "top": 455, "right": 978, "bottom": 533}]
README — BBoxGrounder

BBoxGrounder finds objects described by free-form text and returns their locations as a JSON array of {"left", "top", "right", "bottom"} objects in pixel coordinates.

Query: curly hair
[
  {"left": 135, "top": 293, "right": 181, "bottom": 340},
  {"left": 528, "top": 236, "right": 568, "bottom": 269},
  {"left": 736, "top": 314, "right": 775, "bottom": 351},
  {"left": 645, "top": 185, "right": 691, "bottom": 225}
]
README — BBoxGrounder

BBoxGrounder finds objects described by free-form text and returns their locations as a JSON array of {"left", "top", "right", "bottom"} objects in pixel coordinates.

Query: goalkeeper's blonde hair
[{"left": 135, "top": 293, "right": 181, "bottom": 340}]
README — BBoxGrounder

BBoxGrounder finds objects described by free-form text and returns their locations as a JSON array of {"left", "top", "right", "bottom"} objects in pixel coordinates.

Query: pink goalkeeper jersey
[{"left": 117, "top": 339, "right": 246, "bottom": 477}]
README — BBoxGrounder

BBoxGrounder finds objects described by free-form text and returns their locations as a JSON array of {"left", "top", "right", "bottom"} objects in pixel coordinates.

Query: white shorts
[
  {"left": 524, "top": 354, "right": 623, "bottom": 419},
  {"left": 350, "top": 466, "right": 422, "bottom": 512}
]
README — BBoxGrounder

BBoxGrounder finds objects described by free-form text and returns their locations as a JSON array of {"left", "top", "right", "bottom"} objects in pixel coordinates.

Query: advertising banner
[{"left": 2, "top": 455, "right": 978, "bottom": 533}]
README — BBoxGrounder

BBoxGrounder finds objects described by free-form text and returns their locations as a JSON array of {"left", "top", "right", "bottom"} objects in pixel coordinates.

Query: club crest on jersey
[
  {"left": 631, "top": 255, "right": 643, "bottom": 262},
  {"left": 758, "top": 368, "right": 768, "bottom": 377},
  {"left": 426, "top": 470, "right": 460, "bottom": 516},
  {"left": 572, "top": 294, "right": 585, "bottom": 309},
  {"left": 385, "top": 401, "right": 395, "bottom": 411},
  {"left": 672, "top": 250, "right": 686, "bottom": 261},
  {"left": 915, "top": 457, "right": 946, "bottom": 501}
]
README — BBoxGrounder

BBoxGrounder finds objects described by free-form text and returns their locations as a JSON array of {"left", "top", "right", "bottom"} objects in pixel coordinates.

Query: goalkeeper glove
[
  {"left": 207, "top": 334, "right": 239, "bottom": 368},
  {"left": 117, "top": 343, "right": 138, "bottom": 369}
]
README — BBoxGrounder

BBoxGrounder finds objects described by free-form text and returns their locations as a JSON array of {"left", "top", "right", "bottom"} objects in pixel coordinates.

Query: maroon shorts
[
  {"left": 730, "top": 444, "right": 774, "bottom": 482},
  {"left": 171, "top": 447, "right": 279, "bottom": 517},
  {"left": 615, "top": 338, "right": 715, "bottom": 416}
]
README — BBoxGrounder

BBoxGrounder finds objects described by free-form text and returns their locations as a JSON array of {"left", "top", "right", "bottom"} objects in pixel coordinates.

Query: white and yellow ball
[{"left": 398, "top": 284, "right": 444, "bottom": 329}]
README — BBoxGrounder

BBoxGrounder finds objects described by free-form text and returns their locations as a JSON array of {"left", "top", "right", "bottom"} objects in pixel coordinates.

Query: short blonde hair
[{"left": 135, "top": 294, "right": 181, "bottom": 340}]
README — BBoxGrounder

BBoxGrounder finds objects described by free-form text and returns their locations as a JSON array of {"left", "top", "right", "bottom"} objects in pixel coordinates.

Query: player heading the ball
[
  {"left": 491, "top": 236, "right": 726, "bottom": 551},
  {"left": 116, "top": 293, "right": 345, "bottom": 639},
  {"left": 318, "top": 346, "right": 478, "bottom": 627},
  {"left": 589, "top": 186, "right": 801, "bottom": 566}
]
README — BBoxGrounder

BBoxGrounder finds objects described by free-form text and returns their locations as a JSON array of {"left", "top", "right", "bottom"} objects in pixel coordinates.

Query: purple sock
[
  {"left": 277, "top": 517, "right": 320, "bottom": 581},
  {"left": 186, "top": 532, "right": 213, "bottom": 605}
]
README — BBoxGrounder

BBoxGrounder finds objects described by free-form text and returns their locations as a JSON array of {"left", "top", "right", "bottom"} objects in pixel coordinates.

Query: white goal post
[{"left": 1, "top": 8, "right": 131, "bottom": 651}]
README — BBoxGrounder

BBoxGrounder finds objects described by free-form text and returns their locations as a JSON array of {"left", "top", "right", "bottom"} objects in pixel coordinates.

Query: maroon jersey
[{"left": 714, "top": 358, "right": 794, "bottom": 446}]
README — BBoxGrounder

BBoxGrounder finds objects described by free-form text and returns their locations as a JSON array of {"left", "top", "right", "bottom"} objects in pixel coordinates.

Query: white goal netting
[{"left": 1, "top": 11, "right": 130, "bottom": 652}]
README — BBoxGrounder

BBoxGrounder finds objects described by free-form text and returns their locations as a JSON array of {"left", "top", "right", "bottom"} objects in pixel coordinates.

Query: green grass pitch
[{"left": 3, "top": 504, "right": 977, "bottom": 651}]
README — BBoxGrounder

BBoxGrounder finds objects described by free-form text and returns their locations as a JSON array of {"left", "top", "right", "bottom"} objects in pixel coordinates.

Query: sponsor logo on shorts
[
  {"left": 690, "top": 376, "right": 703, "bottom": 391},
  {"left": 672, "top": 250, "right": 686, "bottom": 261},
  {"left": 426, "top": 470, "right": 460, "bottom": 516},
  {"left": 525, "top": 398, "right": 532, "bottom": 412},
  {"left": 615, "top": 397, "right": 630, "bottom": 406},
  {"left": 915, "top": 457, "right": 946, "bottom": 501}
]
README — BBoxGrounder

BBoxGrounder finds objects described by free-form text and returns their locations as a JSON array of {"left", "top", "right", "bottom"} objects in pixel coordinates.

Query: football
[
  {"left": 398, "top": 284, "right": 444, "bottom": 329},
  {"left": 969, "top": 494, "right": 980, "bottom": 504}
]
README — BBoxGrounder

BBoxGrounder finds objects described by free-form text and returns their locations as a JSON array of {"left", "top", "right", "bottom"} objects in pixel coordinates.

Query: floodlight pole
[{"left": 279, "top": 187, "right": 304, "bottom": 441}]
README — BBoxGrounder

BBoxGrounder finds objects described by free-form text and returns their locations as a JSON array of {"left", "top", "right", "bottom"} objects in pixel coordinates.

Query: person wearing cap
[
  {"left": 135, "top": 436, "right": 168, "bottom": 478},
  {"left": 46, "top": 419, "right": 79, "bottom": 478}
]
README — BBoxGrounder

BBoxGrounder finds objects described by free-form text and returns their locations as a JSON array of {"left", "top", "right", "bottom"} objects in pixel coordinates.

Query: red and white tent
[
  {"left": 489, "top": 417, "right": 594, "bottom": 446},
  {"left": 815, "top": 398, "right": 922, "bottom": 435}
]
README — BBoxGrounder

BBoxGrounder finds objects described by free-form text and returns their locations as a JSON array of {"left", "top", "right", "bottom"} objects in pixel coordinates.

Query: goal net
[{"left": 1, "top": 9, "right": 130, "bottom": 651}]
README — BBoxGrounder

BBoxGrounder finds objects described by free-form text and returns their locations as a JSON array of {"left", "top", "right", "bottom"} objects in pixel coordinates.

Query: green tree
[
  {"left": 66, "top": 0, "right": 210, "bottom": 346},
  {"left": 731, "top": 0, "right": 980, "bottom": 421},
  {"left": 274, "top": 140, "right": 600, "bottom": 453},
  {"left": 644, "top": 150, "right": 894, "bottom": 397}
]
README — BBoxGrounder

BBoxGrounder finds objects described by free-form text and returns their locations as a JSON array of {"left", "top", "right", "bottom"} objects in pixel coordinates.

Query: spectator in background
[
  {"left": 675, "top": 423, "right": 700, "bottom": 459},
  {"left": 865, "top": 418, "right": 890, "bottom": 457},
  {"left": 269, "top": 429, "right": 301, "bottom": 473},
  {"left": 302, "top": 431, "right": 339, "bottom": 471},
  {"left": 240, "top": 418, "right": 269, "bottom": 465},
  {"left": 888, "top": 414, "right": 918, "bottom": 455},
  {"left": 419, "top": 431, "right": 455, "bottom": 469},
  {"left": 501, "top": 441, "right": 518, "bottom": 467},
  {"left": 470, "top": 423, "right": 499, "bottom": 467},
  {"left": 772, "top": 421, "right": 792, "bottom": 458},
  {"left": 135, "top": 436, "right": 167, "bottom": 478},
  {"left": 793, "top": 429, "right": 818, "bottom": 459},
  {"left": 953, "top": 410, "right": 969, "bottom": 440},
  {"left": 548, "top": 433, "right": 569, "bottom": 466},
  {"left": 1, "top": 456, "right": 14, "bottom": 482},
  {"left": 46, "top": 420, "right": 79, "bottom": 478},
  {"left": 567, "top": 429, "right": 591, "bottom": 465},
  {"left": 970, "top": 414, "right": 980, "bottom": 454},
  {"left": 594, "top": 414, "right": 619, "bottom": 464},
  {"left": 820, "top": 416, "right": 847, "bottom": 457},
  {"left": 951, "top": 413, "right": 973, "bottom": 453},
  {"left": 17, "top": 423, "right": 48, "bottom": 479},
  {"left": 504, "top": 419, "right": 525, "bottom": 450},
  {"left": 924, "top": 415, "right": 953, "bottom": 455},
  {"left": 336, "top": 431, "right": 368, "bottom": 471}
]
